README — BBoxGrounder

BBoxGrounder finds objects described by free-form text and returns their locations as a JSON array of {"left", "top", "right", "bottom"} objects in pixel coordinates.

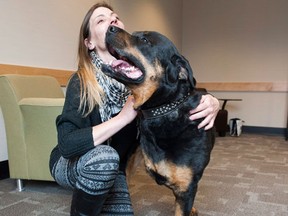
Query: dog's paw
[{"left": 190, "top": 207, "right": 198, "bottom": 216}]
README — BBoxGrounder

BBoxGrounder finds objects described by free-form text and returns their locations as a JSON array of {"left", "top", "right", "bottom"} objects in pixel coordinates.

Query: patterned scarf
[{"left": 90, "top": 51, "right": 130, "bottom": 123}]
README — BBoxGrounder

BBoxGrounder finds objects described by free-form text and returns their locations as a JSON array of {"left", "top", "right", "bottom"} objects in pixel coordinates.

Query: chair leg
[{"left": 16, "top": 179, "right": 24, "bottom": 192}]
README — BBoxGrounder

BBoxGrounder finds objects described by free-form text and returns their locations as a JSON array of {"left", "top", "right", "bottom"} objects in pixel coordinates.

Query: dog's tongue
[
  {"left": 111, "top": 59, "right": 130, "bottom": 68},
  {"left": 111, "top": 59, "right": 143, "bottom": 79}
]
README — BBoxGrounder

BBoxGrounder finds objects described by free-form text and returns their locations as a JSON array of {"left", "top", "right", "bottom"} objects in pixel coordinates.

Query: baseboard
[
  {"left": 242, "top": 126, "right": 286, "bottom": 136},
  {"left": 0, "top": 160, "right": 10, "bottom": 180}
]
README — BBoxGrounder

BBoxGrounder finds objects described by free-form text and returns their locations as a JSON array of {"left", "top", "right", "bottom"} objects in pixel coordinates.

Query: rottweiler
[{"left": 102, "top": 25, "right": 215, "bottom": 216}]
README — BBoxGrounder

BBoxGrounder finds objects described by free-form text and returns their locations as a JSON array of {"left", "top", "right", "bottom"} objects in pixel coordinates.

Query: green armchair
[{"left": 0, "top": 74, "right": 65, "bottom": 191}]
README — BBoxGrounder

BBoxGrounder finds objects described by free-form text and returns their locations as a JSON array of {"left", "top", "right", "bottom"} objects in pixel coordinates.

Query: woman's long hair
[{"left": 77, "top": 2, "right": 114, "bottom": 116}]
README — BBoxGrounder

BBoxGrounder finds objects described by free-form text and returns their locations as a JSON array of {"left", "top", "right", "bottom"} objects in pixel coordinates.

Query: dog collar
[{"left": 141, "top": 93, "right": 190, "bottom": 119}]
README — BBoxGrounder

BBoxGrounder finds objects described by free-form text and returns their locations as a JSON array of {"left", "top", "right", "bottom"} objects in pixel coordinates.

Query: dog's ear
[
  {"left": 171, "top": 55, "right": 195, "bottom": 88},
  {"left": 179, "top": 67, "right": 188, "bottom": 80}
]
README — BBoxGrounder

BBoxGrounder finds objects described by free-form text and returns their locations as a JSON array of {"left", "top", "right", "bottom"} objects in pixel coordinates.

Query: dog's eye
[{"left": 140, "top": 37, "right": 149, "bottom": 44}]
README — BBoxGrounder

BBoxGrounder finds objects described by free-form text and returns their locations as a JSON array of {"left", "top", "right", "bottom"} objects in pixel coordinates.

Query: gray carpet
[{"left": 0, "top": 134, "right": 288, "bottom": 216}]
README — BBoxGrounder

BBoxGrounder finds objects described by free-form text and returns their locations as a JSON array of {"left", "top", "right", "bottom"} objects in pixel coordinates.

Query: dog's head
[{"left": 102, "top": 26, "right": 195, "bottom": 109}]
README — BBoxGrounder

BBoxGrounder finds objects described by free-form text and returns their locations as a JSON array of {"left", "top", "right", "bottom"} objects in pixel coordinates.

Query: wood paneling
[
  {"left": 197, "top": 82, "right": 288, "bottom": 92},
  {"left": 0, "top": 64, "right": 73, "bottom": 86},
  {"left": 0, "top": 64, "right": 287, "bottom": 92}
]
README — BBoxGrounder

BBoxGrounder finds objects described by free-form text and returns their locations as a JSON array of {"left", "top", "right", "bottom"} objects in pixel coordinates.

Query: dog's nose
[{"left": 108, "top": 25, "right": 119, "bottom": 33}]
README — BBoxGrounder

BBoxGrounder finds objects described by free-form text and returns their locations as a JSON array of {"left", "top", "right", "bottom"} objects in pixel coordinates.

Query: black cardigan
[{"left": 49, "top": 73, "right": 138, "bottom": 173}]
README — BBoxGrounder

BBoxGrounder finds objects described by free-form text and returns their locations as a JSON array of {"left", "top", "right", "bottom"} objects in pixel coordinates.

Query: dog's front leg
[
  {"left": 174, "top": 190, "right": 198, "bottom": 216},
  {"left": 175, "top": 199, "right": 198, "bottom": 216}
]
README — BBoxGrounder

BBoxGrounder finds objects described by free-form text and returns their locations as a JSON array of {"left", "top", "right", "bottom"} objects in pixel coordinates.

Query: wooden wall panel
[
  {"left": 0, "top": 64, "right": 73, "bottom": 86},
  {"left": 0, "top": 64, "right": 287, "bottom": 92},
  {"left": 197, "top": 82, "right": 288, "bottom": 92}
]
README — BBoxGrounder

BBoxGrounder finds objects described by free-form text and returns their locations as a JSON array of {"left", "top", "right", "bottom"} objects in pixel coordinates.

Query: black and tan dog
[{"left": 102, "top": 26, "right": 215, "bottom": 216}]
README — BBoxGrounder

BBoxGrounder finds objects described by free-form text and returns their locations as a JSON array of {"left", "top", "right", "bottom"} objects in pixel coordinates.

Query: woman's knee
[
  {"left": 79, "top": 145, "right": 120, "bottom": 172},
  {"left": 76, "top": 145, "right": 120, "bottom": 194}
]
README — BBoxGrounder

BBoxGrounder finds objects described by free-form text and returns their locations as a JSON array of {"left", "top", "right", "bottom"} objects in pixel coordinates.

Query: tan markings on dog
[
  {"left": 122, "top": 46, "right": 163, "bottom": 109},
  {"left": 142, "top": 152, "right": 154, "bottom": 171},
  {"left": 190, "top": 207, "right": 198, "bottom": 216},
  {"left": 175, "top": 203, "right": 198, "bottom": 216},
  {"left": 175, "top": 203, "right": 182, "bottom": 216},
  {"left": 158, "top": 160, "right": 193, "bottom": 193},
  {"left": 142, "top": 152, "right": 193, "bottom": 193}
]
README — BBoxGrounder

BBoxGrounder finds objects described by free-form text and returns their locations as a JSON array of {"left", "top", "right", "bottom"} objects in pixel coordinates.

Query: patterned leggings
[{"left": 51, "top": 145, "right": 134, "bottom": 215}]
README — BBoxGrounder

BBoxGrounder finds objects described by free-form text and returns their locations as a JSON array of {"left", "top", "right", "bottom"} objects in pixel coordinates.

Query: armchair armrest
[
  {"left": 17, "top": 97, "right": 64, "bottom": 180},
  {"left": 19, "top": 98, "right": 64, "bottom": 107}
]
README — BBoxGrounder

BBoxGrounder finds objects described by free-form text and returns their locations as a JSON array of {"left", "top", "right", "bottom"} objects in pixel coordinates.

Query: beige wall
[
  {"left": 183, "top": 0, "right": 288, "bottom": 128},
  {"left": 111, "top": 0, "right": 182, "bottom": 49}
]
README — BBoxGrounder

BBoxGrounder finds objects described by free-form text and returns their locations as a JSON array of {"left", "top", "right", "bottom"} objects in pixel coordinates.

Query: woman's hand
[
  {"left": 92, "top": 95, "right": 138, "bottom": 146},
  {"left": 118, "top": 95, "right": 138, "bottom": 124},
  {"left": 189, "top": 94, "right": 220, "bottom": 130}
]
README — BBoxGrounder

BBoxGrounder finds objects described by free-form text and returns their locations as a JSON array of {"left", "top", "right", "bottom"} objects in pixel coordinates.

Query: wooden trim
[
  {"left": 0, "top": 64, "right": 73, "bottom": 86},
  {"left": 197, "top": 82, "right": 288, "bottom": 92},
  {"left": 0, "top": 64, "right": 287, "bottom": 92}
]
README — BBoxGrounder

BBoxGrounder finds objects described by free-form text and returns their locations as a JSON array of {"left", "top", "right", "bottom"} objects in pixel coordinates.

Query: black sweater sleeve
[{"left": 56, "top": 73, "right": 100, "bottom": 159}]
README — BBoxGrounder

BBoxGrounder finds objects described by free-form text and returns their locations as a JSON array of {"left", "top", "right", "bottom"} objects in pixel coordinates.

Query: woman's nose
[{"left": 110, "top": 17, "right": 118, "bottom": 25}]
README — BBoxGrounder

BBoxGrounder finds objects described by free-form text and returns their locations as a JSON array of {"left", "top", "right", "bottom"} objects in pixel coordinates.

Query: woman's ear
[{"left": 84, "top": 38, "right": 95, "bottom": 50}]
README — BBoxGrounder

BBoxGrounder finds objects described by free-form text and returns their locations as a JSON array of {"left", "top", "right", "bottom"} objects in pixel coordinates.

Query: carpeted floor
[{"left": 0, "top": 134, "right": 288, "bottom": 216}]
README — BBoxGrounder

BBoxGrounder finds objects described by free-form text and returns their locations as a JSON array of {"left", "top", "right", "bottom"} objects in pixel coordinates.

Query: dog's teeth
[
  {"left": 128, "top": 66, "right": 135, "bottom": 72},
  {"left": 119, "top": 66, "right": 134, "bottom": 72}
]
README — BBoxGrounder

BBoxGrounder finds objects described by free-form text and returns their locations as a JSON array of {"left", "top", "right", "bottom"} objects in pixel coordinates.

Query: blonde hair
[{"left": 77, "top": 2, "right": 114, "bottom": 116}]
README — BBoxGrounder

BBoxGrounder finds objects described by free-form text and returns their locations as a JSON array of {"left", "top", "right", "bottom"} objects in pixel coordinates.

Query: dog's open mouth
[
  {"left": 109, "top": 59, "right": 142, "bottom": 79},
  {"left": 107, "top": 46, "right": 143, "bottom": 80}
]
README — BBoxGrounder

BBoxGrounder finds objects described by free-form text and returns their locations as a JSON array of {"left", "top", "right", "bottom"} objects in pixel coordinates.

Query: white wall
[
  {"left": 182, "top": 0, "right": 288, "bottom": 128},
  {"left": 0, "top": 0, "right": 86, "bottom": 70},
  {"left": 211, "top": 92, "right": 287, "bottom": 128}
]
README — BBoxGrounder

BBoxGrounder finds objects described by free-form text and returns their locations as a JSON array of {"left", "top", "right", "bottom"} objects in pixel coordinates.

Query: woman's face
[{"left": 86, "top": 6, "right": 125, "bottom": 62}]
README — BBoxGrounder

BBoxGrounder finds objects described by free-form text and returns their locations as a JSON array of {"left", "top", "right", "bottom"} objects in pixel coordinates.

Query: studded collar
[{"left": 140, "top": 93, "right": 190, "bottom": 119}]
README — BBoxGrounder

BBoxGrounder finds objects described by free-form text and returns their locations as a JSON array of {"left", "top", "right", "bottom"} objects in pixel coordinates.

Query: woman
[{"left": 49, "top": 2, "right": 219, "bottom": 216}]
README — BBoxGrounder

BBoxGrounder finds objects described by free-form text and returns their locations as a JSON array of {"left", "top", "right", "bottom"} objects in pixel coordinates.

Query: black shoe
[{"left": 70, "top": 189, "right": 107, "bottom": 216}]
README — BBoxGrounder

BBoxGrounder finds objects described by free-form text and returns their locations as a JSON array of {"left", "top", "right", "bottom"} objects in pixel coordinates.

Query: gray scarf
[{"left": 90, "top": 51, "right": 130, "bottom": 123}]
